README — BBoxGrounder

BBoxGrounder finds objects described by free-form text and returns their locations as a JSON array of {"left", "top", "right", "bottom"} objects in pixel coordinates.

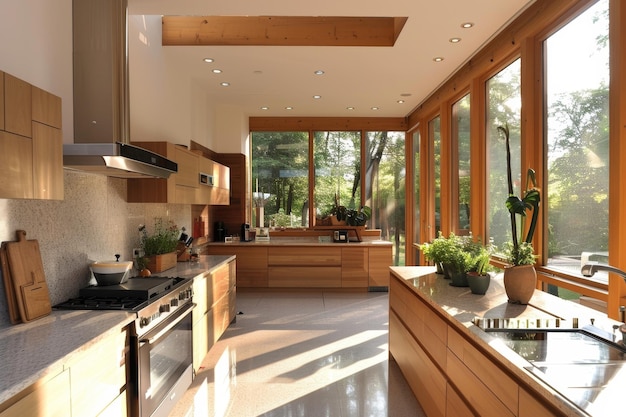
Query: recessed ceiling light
[
  {"left": 220, "top": 82, "right": 230, "bottom": 87},
  {"left": 212, "top": 69, "right": 222, "bottom": 74},
  {"left": 261, "top": 106, "right": 269, "bottom": 110},
  {"left": 314, "top": 70, "right": 325, "bottom": 75},
  {"left": 285, "top": 106, "right": 293, "bottom": 110},
  {"left": 397, "top": 100, "right": 405, "bottom": 104},
  {"left": 203, "top": 58, "right": 214, "bottom": 63},
  {"left": 313, "top": 95, "right": 321, "bottom": 99},
  {"left": 371, "top": 107, "right": 379, "bottom": 111},
  {"left": 461, "top": 22, "right": 474, "bottom": 29},
  {"left": 449, "top": 37, "right": 461, "bottom": 43},
  {"left": 433, "top": 57, "right": 444, "bottom": 62},
  {"left": 346, "top": 107, "right": 355, "bottom": 110},
  {"left": 400, "top": 93, "right": 412, "bottom": 97}
]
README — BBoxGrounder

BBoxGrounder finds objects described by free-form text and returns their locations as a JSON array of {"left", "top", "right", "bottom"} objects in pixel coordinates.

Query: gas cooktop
[{"left": 54, "top": 276, "right": 187, "bottom": 311}]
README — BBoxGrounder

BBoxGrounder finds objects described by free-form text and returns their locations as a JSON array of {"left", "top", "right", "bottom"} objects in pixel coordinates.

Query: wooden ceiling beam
[{"left": 162, "top": 16, "right": 408, "bottom": 47}]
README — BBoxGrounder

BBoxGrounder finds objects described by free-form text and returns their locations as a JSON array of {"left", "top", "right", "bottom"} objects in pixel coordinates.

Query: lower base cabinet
[
  {"left": 0, "top": 326, "right": 128, "bottom": 417},
  {"left": 389, "top": 272, "right": 566, "bottom": 417},
  {"left": 192, "top": 259, "right": 236, "bottom": 373},
  {"left": 0, "top": 369, "right": 70, "bottom": 417}
]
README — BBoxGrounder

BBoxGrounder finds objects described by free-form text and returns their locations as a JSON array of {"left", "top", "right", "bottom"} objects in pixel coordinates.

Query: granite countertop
[
  {"left": 205, "top": 239, "right": 392, "bottom": 247},
  {"left": 390, "top": 266, "right": 623, "bottom": 417},
  {"left": 0, "top": 255, "right": 235, "bottom": 406}
]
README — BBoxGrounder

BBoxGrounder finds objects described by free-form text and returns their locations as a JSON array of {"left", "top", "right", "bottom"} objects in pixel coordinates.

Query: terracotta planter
[
  {"left": 143, "top": 251, "right": 177, "bottom": 273},
  {"left": 503, "top": 264, "right": 537, "bottom": 304},
  {"left": 466, "top": 272, "right": 490, "bottom": 295}
]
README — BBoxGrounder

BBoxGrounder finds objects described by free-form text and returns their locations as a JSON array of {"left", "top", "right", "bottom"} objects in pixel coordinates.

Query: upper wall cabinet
[
  {"left": 0, "top": 71, "right": 64, "bottom": 200},
  {"left": 127, "top": 141, "right": 230, "bottom": 205}
]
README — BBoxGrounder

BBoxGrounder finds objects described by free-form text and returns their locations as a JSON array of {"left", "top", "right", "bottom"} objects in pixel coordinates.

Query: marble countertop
[
  {"left": 0, "top": 255, "right": 234, "bottom": 406},
  {"left": 390, "top": 266, "right": 623, "bottom": 417}
]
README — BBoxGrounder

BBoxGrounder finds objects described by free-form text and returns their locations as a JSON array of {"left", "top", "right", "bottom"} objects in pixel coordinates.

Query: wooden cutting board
[
  {"left": 0, "top": 242, "right": 21, "bottom": 324},
  {"left": 4, "top": 230, "right": 51, "bottom": 322}
]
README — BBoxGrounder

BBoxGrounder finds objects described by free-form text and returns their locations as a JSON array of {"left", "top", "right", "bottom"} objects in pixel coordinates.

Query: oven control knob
[
  {"left": 140, "top": 317, "right": 150, "bottom": 328},
  {"left": 171, "top": 298, "right": 179, "bottom": 307},
  {"left": 160, "top": 304, "right": 170, "bottom": 313}
]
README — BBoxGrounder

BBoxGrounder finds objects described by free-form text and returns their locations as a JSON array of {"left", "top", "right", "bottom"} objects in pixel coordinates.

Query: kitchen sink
[{"left": 486, "top": 328, "right": 626, "bottom": 414}]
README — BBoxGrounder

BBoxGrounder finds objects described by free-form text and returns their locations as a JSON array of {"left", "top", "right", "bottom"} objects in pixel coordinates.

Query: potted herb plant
[
  {"left": 138, "top": 217, "right": 180, "bottom": 273},
  {"left": 498, "top": 124, "right": 541, "bottom": 304},
  {"left": 466, "top": 240, "right": 494, "bottom": 295}
]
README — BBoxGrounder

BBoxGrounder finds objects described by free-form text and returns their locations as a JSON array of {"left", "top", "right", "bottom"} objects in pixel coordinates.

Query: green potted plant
[
  {"left": 466, "top": 239, "right": 494, "bottom": 295},
  {"left": 419, "top": 232, "right": 456, "bottom": 275},
  {"left": 498, "top": 124, "right": 541, "bottom": 303},
  {"left": 138, "top": 217, "right": 180, "bottom": 273}
]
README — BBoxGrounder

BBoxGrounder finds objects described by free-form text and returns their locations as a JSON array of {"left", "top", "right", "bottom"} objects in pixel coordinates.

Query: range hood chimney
[{"left": 64, "top": 0, "right": 177, "bottom": 179}]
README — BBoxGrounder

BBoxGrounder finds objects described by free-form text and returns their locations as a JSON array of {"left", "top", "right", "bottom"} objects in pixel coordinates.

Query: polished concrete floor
[{"left": 169, "top": 290, "right": 426, "bottom": 417}]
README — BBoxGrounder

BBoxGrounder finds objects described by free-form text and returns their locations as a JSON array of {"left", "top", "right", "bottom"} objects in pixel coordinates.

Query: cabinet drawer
[
  {"left": 447, "top": 328, "right": 517, "bottom": 414},
  {"left": 268, "top": 266, "right": 341, "bottom": 287},
  {"left": 32, "top": 122, "right": 63, "bottom": 200},
  {"left": 389, "top": 311, "right": 446, "bottom": 417},
  {"left": 268, "top": 247, "right": 341, "bottom": 266},
  {"left": 174, "top": 147, "right": 199, "bottom": 188},
  {"left": 341, "top": 247, "right": 368, "bottom": 287}
]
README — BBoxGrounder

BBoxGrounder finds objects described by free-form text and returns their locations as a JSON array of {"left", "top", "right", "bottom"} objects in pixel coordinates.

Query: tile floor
[{"left": 169, "top": 290, "right": 426, "bottom": 417}]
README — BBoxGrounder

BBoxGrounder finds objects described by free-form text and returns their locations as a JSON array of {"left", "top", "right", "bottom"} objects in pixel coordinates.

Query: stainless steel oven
[
  {"left": 136, "top": 301, "right": 194, "bottom": 417},
  {"left": 55, "top": 276, "right": 195, "bottom": 417}
]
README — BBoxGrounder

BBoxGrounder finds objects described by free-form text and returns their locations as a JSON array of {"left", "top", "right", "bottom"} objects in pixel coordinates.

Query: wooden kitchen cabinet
[
  {"left": 4, "top": 73, "right": 31, "bottom": 137},
  {"left": 197, "top": 156, "right": 230, "bottom": 205},
  {"left": 206, "top": 246, "right": 268, "bottom": 287},
  {"left": 268, "top": 246, "right": 342, "bottom": 287},
  {"left": 207, "top": 243, "right": 391, "bottom": 289},
  {"left": 32, "top": 122, "right": 63, "bottom": 200},
  {"left": 68, "top": 326, "right": 129, "bottom": 417},
  {"left": 0, "top": 369, "right": 70, "bottom": 417},
  {"left": 341, "top": 247, "right": 369, "bottom": 288},
  {"left": 0, "top": 131, "right": 33, "bottom": 199},
  {"left": 192, "top": 259, "right": 236, "bottom": 372},
  {"left": 0, "top": 71, "right": 63, "bottom": 200},
  {"left": 368, "top": 246, "right": 391, "bottom": 287}
]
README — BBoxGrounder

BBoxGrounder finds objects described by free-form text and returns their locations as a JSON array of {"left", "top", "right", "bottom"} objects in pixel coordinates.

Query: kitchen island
[
  {"left": 390, "top": 266, "right": 624, "bottom": 417},
  {"left": 0, "top": 255, "right": 234, "bottom": 416},
  {"left": 206, "top": 238, "right": 392, "bottom": 289}
]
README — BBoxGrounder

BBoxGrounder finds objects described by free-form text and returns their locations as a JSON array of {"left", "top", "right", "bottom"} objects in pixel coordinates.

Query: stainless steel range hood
[
  {"left": 63, "top": 142, "right": 177, "bottom": 179},
  {"left": 64, "top": 0, "right": 177, "bottom": 179}
]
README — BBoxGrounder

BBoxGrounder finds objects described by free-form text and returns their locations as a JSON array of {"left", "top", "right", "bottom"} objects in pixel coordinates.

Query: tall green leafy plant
[{"left": 498, "top": 124, "right": 541, "bottom": 266}]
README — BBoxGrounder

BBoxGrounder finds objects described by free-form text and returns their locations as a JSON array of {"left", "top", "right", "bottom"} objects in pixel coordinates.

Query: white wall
[{"left": 0, "top": 0, "right": 74, "bottom": 143}]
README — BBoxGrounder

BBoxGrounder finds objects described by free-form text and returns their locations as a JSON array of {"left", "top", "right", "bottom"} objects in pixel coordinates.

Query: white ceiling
[{"left": 128, "top": 0, "right": 535, "bottom": 118}]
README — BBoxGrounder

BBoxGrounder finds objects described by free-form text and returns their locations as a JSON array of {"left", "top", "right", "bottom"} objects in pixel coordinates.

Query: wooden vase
[
  {"left": 144, "top": 252, "right": 177, "bottom": 273},
  {"left": 503, "top": 264, "right": 537, "bottom": 304}
]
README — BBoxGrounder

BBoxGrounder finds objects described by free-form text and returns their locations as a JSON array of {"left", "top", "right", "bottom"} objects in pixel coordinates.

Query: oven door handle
[{"left": 139, "top": 302, "right": 195, "bottom": 345}]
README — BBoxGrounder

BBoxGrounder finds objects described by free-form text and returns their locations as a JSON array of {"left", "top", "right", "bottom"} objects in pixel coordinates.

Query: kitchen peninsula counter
[
  {"left": 390, "top": 266, "right": 622, "bottom": 417},
  {"left": 0, "top": 255, "right": 233, "bottom": 409},
  {"left": 206, "top": 239, "right": 392, "bottom": 289}
]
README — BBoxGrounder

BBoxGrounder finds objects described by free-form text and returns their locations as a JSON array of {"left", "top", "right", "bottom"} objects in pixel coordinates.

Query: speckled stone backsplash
[{"left": 0, "top": 170, "right": 190, "bottom": 326}]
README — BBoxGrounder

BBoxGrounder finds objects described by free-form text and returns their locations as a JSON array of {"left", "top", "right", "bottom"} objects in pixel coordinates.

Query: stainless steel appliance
[{"left": 55, "top": 276, "right": 194, "bottom": 417}]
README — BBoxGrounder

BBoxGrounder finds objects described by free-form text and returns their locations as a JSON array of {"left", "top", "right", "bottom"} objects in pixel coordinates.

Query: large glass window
[
  {"left": 430, "top": 117, "right": 442, "bottom": 237},
  {"left": 545, "top": 0, "right": 609, "bottom": 282},
  {"left": 413, "top": 130, "right": 421, "bottom": 264},
  {"left": 251, "top": 132, "right": 310, "bottom": 228},
  {"left": 314, "top": 131, "right": 361, "bottom": 220},
  {"left": 365, "top": 131, "right": 406, "bottom": 265},
  {"left": 452, "top": 94, "right": 471, "bottom": 235},
  {"left": 486, "top": 59, "right": 521, "bottom": 249}
]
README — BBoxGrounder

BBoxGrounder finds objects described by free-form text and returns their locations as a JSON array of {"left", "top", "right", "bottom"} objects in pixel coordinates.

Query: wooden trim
[
  {"left": 249, "top": 117, "right": 407, "bottom": 132},
  {"left": 608, "top": 0, "right": 626, "bottom": 319},
  {"left": 162, "top": 16, "right": 408, "bottom": 47}
]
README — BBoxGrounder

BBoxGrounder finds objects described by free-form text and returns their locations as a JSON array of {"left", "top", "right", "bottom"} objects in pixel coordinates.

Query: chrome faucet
[{"left": 581, "top": 262, "right": 626, "bottom": 280}]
